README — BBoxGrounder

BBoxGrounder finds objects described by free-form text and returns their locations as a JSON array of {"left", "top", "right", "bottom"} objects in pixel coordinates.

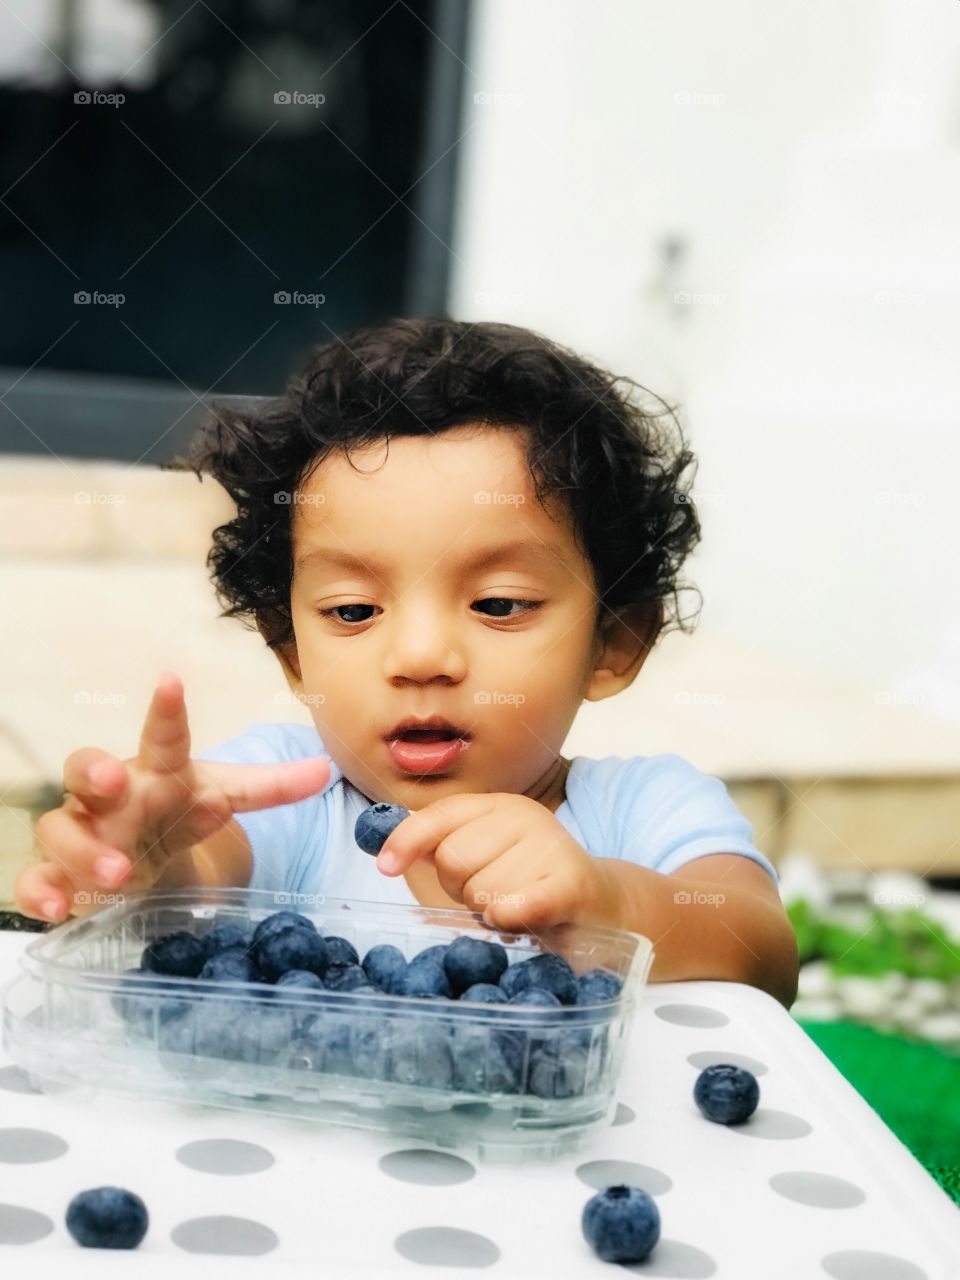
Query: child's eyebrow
[{"left": 295, "top": 538, "right": 567, "bottom": 577}]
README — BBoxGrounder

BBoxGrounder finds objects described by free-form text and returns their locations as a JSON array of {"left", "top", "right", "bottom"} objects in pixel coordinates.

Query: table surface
[{"left": 1, "top": 931, "right": 957, "bottom": 1279}]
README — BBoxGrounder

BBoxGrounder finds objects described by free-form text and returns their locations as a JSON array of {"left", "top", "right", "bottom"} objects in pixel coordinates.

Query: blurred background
[{"left": 1, "top": 0, "right": 959, "bottom": 1196}]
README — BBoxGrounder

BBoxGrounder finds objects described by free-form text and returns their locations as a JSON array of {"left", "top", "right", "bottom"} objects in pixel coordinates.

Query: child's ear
[{"left": 583, "top": 602, "right": 662, "bottom": 703}]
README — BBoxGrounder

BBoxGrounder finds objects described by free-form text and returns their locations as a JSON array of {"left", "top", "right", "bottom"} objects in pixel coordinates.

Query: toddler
[{"left": 16, "top": 318, "right": 798, "bottom": 1008}]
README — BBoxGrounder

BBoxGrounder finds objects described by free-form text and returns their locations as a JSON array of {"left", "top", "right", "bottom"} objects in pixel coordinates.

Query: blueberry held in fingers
[{"left": 354, "top": 802, "right": 410, "bottom": 854}]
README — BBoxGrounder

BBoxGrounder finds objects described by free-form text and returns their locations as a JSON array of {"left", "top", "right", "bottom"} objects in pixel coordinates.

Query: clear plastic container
[{"left": 2, "top": 888, "right": 654, "bottom": 1162}]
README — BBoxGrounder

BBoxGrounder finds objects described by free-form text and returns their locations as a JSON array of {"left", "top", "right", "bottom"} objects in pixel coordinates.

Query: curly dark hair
[{"left": 163, "top": 317, "right": 702, "bottom": 653}]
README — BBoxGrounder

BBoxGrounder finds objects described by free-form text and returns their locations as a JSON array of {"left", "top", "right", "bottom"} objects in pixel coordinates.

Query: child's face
[{"left": 279, "top": 424, "right": 611, "bottom": 810}]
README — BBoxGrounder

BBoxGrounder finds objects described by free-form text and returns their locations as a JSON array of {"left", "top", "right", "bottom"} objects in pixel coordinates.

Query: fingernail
[
  {"left": 42, "top": 899, "right": 63, "bottom": 921},
  {"left": 94, "top": 855, "right": 127, "bottom": 884},
  {"left": 377, "top": 850, "right": 400, "bottom": 875}
]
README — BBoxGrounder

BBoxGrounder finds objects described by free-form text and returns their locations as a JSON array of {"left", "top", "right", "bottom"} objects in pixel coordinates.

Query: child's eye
[
  {"left": 472, "top": 597, "right": 542, "bottom": 620},
  {"left": 319, "top": 604, "right": 379, "bottom": 625}
]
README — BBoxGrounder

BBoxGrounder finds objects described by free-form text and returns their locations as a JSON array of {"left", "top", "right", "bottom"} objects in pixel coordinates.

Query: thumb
[{"left": 200, "top": 756, "right": 331, "bottom": 815}]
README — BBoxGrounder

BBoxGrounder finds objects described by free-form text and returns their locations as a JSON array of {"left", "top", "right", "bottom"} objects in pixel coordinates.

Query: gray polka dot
[
  {"left": 380, "top": 1149, "right": 476, "bottom": 1186},
  {"left": 688, "top": 1050, "right": 768, "bottom": 1077},
  {"left": 0, "top": 1203, "right": 55, "bottom": 1245},
  {"left": 727, "top": 1109, "right": 813, "bottom": 1139},
  {"left": 576, "top": 1160, "right": 672, "bottom": 1196},
  {"left": 654, "top": 1004, "right": 730, "bottom": 1028},
  {"left": 612, "top": 1102, "right": 636, "bottom": 1126},
  {"left": 0, "top": 1067, "right": 71, "bottom": 1096},
  {"left": 395, "top": 1227, "right": 500, "bottom": 1268},
  {"left": 176, "top": 1139, "right": 274, "bottom": 1176},
  {"left": 171, "top": 1216, "right": 278, "bottom": 1256},
  {"left": 771, "top": 1171, "right": 865, "bottom": 1208},
  {"left": 619, "top": 1238, "right": 717, "bottom": 1276},
  {"left": 0, "top": 1066, "right": 41, "bottom": 1095},
  {"left": 821, "top": 1250, "right": 928, "bottom": 1280},
  {"left": 0, "top": 1128, "right": 68, "bottom": 1164}
]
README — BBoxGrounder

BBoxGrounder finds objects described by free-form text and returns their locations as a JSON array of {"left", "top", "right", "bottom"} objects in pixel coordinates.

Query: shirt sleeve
[
  {"left": 194, "top": 722, "right": 332, "bottom": 894},
  {"left": 607, "top": 753, "right": 779, "bottom": 888}
]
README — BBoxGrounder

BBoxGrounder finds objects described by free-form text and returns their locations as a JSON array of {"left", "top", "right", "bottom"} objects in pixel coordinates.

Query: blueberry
[
  {"left": 581, "top": 1185, "right": 660, "bottom": 1264},
  {"left": 508, "top": 988, "right": 563, "bottom": 1009},
  {"left": 416, "top": 943, "right": 450, "bottom": 965},
  {"left": 460, "top": 983, "right": 509, "bottom": 1004},
  {"left": 140, "top": 930, "right": 205, "bottom": 978},
  {"left": 323, "top": 935, "right": 359, "bottom": 967},
  {"left": 275, "top": 968, "right": 325, "bottom": 993},
  {"left": 354, "top": 802, "right": 410, "bottom": 854},
  {"left": 576, "top": 968, "right": 623, "bottom": 1005},
  {"left": 527, "top": 1046, "right": 589, "bottom": 1099},
  {"left": 254, "top": 926, "right": 329, "bottom": 983},
  {"left": 198, "top": 947, "right": 261, "bottom": 986},
  {"left": 499, "top": 953, "right": 577, "bottom": 1004},
  {"left": 693, "top": 1063, "right": 760, "bottom": 1124},
  {"left": 200, "top": 921, "right": 252, "bottom": 964},
  {"left": 235, "top": 1006, "right": 296, "bottom": 1065},
  {"left": 324, "top": 963, "right": 369, "bottom": 992},
  {"left": 443, "top": 936, "right": 508, "bottom": 994},
  {"left": 388, "top": 1025, "right": 455, "bottom": 1089},
  {"left": 451, "top": 1027, "right": 523, "bottom": 1095},
  {"left": 66, "top": 1186, "right": 149, "bottom": 1249},
  {"left": 362, "top": 944, "right": 408, "bottom": 993},
  {"left": 251, "top": 910, "right": 317, "bottom": 949},
  {"left": 401, "top": 953, "right": 453, "bottom": 999},
  {"left": 192, "top": 999, "right": 250, "bottom": 1060},
  {"left": 348, "top": 1016, "right": 391, "bottom": 1080},
  {"left": 110, "top": 967, "right": 189, "bottom": 1032}
]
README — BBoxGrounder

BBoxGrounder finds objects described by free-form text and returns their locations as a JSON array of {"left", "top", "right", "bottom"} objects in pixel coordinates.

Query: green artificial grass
[{"left": 796, "top": 1018, "right": 960, "bottom": 1207}]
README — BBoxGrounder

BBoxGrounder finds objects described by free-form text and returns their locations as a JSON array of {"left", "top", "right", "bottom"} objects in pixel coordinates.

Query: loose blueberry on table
[
  {"left": 693, "top": 1063, "right": 760, "bottom": 1124},
  {"left": 581, "top": 1185, "right": 660, "bottom": 1263},
  {"left": 65, "top": 1186, "right": 149, "bottom": 1249}
]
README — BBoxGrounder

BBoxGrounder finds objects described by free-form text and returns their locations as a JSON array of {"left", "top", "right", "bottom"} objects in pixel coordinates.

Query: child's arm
[
  {"left": 153, "top": 818, "right": 254, "bottom": 891},
  {"left": 592, "top": 853, "right": 800, "bottom": 1009}
]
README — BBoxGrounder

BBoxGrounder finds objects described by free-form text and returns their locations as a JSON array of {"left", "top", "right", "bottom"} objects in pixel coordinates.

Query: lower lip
[{"left": 385, "top": 735, "right": 471, "bottom": 775}]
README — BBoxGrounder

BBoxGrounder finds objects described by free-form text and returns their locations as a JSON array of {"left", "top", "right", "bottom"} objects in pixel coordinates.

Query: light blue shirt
[{"left": 196, "top": 722, "right": 779, "bottom": 906}]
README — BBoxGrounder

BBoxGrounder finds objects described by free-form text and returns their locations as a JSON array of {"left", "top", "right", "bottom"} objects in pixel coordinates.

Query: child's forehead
[
  {"left": 291, "top": 428, "right": 582, "bottom": 571},
  {"left": 300, "top": 424, "right": 533, "bottom": 493}
]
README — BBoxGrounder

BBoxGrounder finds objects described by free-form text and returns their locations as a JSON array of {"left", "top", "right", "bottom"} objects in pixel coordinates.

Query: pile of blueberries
[{"left": 110, "top": 909, "right": 625, "bottom": 1100}]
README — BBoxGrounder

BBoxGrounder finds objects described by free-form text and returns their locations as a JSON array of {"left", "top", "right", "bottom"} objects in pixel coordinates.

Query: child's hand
[
  {"left": 375, "top": 792, "right": 615, "bottom": 932},
  {"left": 14, "top": 672, "right": 330, "bottom": 924}
]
